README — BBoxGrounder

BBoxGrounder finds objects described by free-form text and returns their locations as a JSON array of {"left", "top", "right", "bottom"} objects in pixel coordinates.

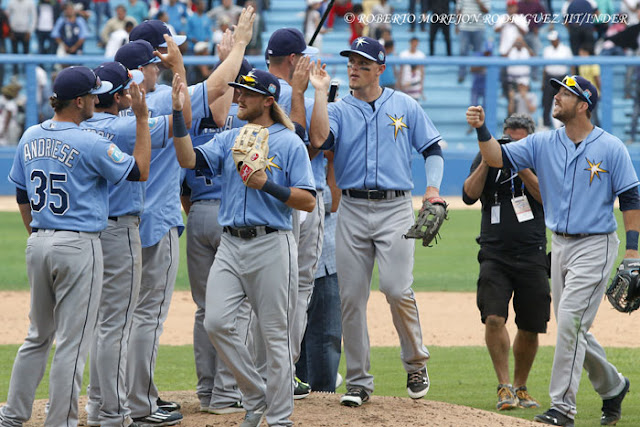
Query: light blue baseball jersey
[
  {"left": 278, "top": 79, "right": 323, "bottom": 191},
  {"left": 8, "top": 120, "right": 135, "bottom": 232},
  {"left": 120, "top": 82, "right": 209, "bottom": 247},
  {"left": 81, "top": 112, "right": 169, "bottom": 217},
  {"left": 183, "top": 104, "right": 246, "bottom": 202},
  {"left": 502, "top": 127, "right": 640, "bottom": 234},
  {"left": 196, "top": 122, "right": 315, "bottom": 230},
  {"left": 327, "top": 89, "right": 442, "bottom": 190}
]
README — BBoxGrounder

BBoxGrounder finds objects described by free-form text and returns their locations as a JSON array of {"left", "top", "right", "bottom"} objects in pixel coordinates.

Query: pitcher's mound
[{"left": 23, "top": 391, "right": 539, "bottom": 426}]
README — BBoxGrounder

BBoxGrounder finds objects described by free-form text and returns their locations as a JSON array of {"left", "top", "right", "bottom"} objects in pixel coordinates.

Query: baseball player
[
  {"left": 81, "top": 61, "right": 191, "bottom": 427},
  {"left": 264, "top": 27, "right": 324, "bottom": 399},
  {"left": 1, "top": 66, "right": 150, "bottom": 427},
  {"left": 179, "top": 59, "right": 253, "bottom": 415},
  {"left": 172, "top": 69, "right": 315, "bottom": 427},
  {"left": 308, "top": 37, "right": 444, "bottom": 406},
  {"left": 113, "top": 37, "right": 191, "bottom": 425},
  {"left": 467, "top": 75, "right": 639, "bottom": 426},
  {"left": 463, "top": 114, "right": 549, "bottom": 411}
]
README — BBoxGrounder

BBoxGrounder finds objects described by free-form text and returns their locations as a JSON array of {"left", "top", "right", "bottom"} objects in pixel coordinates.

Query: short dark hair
[
  {"left": 503, "top": 113, "right": 535, "bottom": 134},
  {"left": 49, "top": 95, "right": 72, "bottom": 112}
]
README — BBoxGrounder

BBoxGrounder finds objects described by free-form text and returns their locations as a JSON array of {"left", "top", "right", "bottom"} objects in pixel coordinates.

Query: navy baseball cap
[
  {"left": 228, "top": 69, "right": 281, "bottom": 101},
  {"left": 551, "top": 75, "right": 599, "bottom": 111},
  {"left": 340, "top": 36, "right": 386, "bottom": 64},
  {"left": 53, "top": 66, "right": 113, "bottom": 100},
  {"left": 94, "top": 61, "right": 144, "bottom": 95},
  {"left": 266, "top": 28, "right": 319, "bottom": 57},
  {"left": 129, "top": 20, "right": 187, "bottom": 49},
  {"left": 115, "top": 40, "right": 161, "bottom": 70}
]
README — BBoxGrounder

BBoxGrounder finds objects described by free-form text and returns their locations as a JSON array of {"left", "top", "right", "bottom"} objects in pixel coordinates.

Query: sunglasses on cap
[
  {"left": 108, "top": 70, "right": 133, "bottom": 95},
  {"left": 76, "top": 72, "right": 103, "bottom": 98},
  {"left": 236, "top": 74, "right": 271, "bottom": 95},
  {"left": 562, "top": 75, "right": 592, "bottom": 105}
]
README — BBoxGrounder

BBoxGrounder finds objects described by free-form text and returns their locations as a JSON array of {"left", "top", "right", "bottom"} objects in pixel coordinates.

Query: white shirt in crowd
[
  {"left": 543, "top": 43, "right": 573, "bottom": 76},
  {"left": 7, "top": 0, "right": 37, "bottom": 33},
  {"left": 496, "top": 13, "right": 529, "bottom": 55}
]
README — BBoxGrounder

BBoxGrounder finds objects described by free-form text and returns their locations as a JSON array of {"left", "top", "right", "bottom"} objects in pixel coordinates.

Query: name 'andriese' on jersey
[{"left": 22, "top": 138, "right": 80, "bottom": 168}]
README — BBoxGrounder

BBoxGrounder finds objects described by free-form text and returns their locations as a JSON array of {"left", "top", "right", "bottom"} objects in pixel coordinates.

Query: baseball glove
[
  {"left": 606, "top": 258, "right": 640, "bottom": 313},
  {"left": 404, "top": 197, "right": 449, "bottom": 247},
  {"left": 231, "top": 124, "right": 269, "bottom": 184}
]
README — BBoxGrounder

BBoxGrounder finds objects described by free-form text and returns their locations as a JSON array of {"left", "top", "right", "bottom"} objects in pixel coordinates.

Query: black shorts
[{"left": 476, "top": 247, "right": 551, "bottom": 333}]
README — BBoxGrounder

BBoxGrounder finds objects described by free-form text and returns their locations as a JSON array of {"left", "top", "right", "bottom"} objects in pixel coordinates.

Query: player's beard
[
  {"left": 552, "top": 104, "right": 577, "bottom": 123},
  {"left": 237, "top": 103, "right": 263, "bottom": 122}
]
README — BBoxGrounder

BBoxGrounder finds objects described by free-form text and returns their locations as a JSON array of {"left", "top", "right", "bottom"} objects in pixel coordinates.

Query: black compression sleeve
[
  {"left": 194, "top": 150, "right": 209, "bottom": 169},
  {"left": 421, "top": 142, "right": 443, "bottom": 159},
  {"left": 126, "top": 162, "right": 141, "bottom": 181},
  {"left": 619, "top": 186, "right": 640, "bottom": 211},
  {"left": 16, "top": 188, "right": 29, "bottom": 204}
]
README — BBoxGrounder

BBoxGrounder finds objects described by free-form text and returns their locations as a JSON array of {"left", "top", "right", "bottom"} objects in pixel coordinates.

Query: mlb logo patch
[{"left": 107, "top": 143, "right": 126, "bottom": 163}]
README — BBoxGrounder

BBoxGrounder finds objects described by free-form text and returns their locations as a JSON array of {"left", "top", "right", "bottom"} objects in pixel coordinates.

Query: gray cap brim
[
  {"left": 228, "top": 82, "right": 270, "bottom": 97},
  {"left": 339, "top": 49, "right": 377, "bottom": 62},
  {"left": 159, "top": 34, "right": 187, "bottom": 47},
  {"left": 91, "top": 80, "right": 114, "bottom": 95},
  {"left": 124, "top": 69, "right": 145, "bottom": 89},
  {"left": 302, "top": 45, "right": 319, "bottom": 55}
]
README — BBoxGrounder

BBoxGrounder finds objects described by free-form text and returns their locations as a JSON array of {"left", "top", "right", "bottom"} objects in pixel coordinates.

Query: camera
[{"left": 497, "top": 135, "right": 512, "bottom": 145}]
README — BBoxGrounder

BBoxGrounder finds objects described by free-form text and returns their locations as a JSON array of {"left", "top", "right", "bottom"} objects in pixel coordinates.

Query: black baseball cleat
[
  {"left": 601, "top": 377, "right": 630, "bottom": 425},
  {"left": 156, "top": 397, "right": 180, "bottom": 413},
  {"left": 340, "top": 387, "right": 370, "bottom": 407},
  {"left": 407, "top": 366, "right": 430, "bottom": 399},
  {"left": 534, "top": 408, "right": 574, "bottom": 426}
]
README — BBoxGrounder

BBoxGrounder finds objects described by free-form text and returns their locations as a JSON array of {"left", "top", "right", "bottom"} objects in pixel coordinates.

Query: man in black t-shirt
[{"left": 463, "top": 114, "right": 550, "bottom": 413}]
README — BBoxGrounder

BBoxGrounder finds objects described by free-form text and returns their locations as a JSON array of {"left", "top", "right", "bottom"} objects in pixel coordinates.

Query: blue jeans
[
  {"left": 457, "top": 30, "right": 484, "bottom": 80},
  {"left": 295, "top": 273, "right": 342, "bottom": 392},
  {"left": 93, "top": 2, "right": 111, "bottom": 35}
]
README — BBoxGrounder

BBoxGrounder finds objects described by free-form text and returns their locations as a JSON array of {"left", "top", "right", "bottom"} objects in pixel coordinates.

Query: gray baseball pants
[
  {"left": 336, "top": 195, "right": 429, "bottom": 395},
  {"left": 86, "top": 216, "right": 142, "bottom": 427},
  {"left": 185, "top": 200, "right": 248, "bottom": 410},
  {"left": 204, "top": 231, "right": 298, "bottom": 427},
  {"left": 0, "top": 230, "right": 102, "bottom": 427},
  {"left": 127, "top": 228, "right": 179, "bottom": 419},
  {"left": 549, "top": 232, "right": 627, "bottom": 418}
]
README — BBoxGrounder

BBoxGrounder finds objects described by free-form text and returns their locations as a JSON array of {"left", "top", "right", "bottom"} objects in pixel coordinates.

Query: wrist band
[
  {"left": 173, "top": 109, "right": 188, "bottom": 138},
  {"left": 262, "top": 178, "right": 291, "bottom": 203},
  {"left": 476, "top": 123, "right": 492, "bottom": 142},
  {"left": 626, "top": 230, "right": 639, "bottom": 251}
]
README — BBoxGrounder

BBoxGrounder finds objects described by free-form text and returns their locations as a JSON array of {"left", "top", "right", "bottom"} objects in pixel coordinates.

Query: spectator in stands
[
  {"left": 541, "top": 30, "right": 572, "bottom": 128},
  {"left": 325, "top": 0, "right": 352, "bottom": 29},
  {"left": 208, "top": 0, "right": 242, "bottom": 27},
  {"left": 496, "top": 1, "right": 528, "bottom": 97},
  {"left": 127, "top": 0, "right": 149, "bottom": 29},
  {"left": 51, "top": 2, "right": 89, "bottom": 57},
  {"left": 304, "top": 0, "right": 326, "bottom": 51},
  {"left": 244, "top": 0, "right": 263, "bottom": 55},
  {"left": 159, "top": 0, "right": 188, "bottom": 37},
  {"left": 379, "top": 39, "right": 397, "bottom": 89},
  {"left": 518, "top": 0, "right": 546, "bottom": 80},
  {"left": 506, "top": 37, "right": 533, "bottom": 94},
  {"left": 0, "top": 81, "right": 22, "bottom": 146},
  {"left": 619, "top": 0, "right": 639, "bottom": 27},
  {"left": 7, "top": 0, "right": 37, "bottom": 74},
  {"left": 100, "top": 5, "right": 137, "bottom": 47},
  {"left": 211, "top": 16, "right": 230, "bottom": 56},
  {"left": 104, "top": 19, "right": 134, "bottom": 57},
  {"left": 92, "top": 0, "right": 110, "bottom": 36},
  {"left": 399, "top": 37, "right": 426, "bottom": 100},
  {"left": 593, "top": 0, "right": 614, "bottom": 39},
  {"left": 71, "top": 0, "right": 91, "bottom": 21},
  {"left": 409, "top": 0, "right": 428, "bottom": 32},
  {"left": 577, "top": 42, "right": 601, "bottom": 125},
  {"left": 429, "top": 0, "right": 454, "bottom": 56},
  {"left": 187, "top": 41, "right": 212, "bottom": 84},
  {"left": 508, "top": 81, "right": 538, "bottom": 116},
  {"left": 456, "top": 0, "right": 490, "bottom": 83},
  {"left": 628, "top": 66, "right": 640, "bottom": 143},
  {"left": 562, "top": 0, "right": 596, "bottom": 54},
  {"left": 370, "top": 0, "right": 392, "bottom": 39},
  {"left": 0, "top": 8, "right": 8, "bottom": 84},
  {"left": 349, "top": 4, "right": 365, "bottom": 44},
  {"left": 467, "top": 41, "right": 494, "bottom": 133},
  {"left": 36, "top": 0, "right": 61, "bottom": 55},
  {"left": 187, "top": 0, "right": 212, "bottom": 52}
]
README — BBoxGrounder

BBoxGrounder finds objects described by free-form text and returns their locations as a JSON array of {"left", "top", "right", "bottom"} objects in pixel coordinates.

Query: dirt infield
[{"left": 18, "top": 391, "right": 540, "bottom": 427}]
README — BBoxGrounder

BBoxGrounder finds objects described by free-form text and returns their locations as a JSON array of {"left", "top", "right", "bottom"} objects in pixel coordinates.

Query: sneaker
[
  {"left": 156, "top": 397, "right": 181, "bottom": 412},
  {"left": 240, "top": 404, "right": 266, "bottom": 427},
  {"left": 294, "top": 377, "right": 311, "bottom": 400},
  {"left": 496, "top": 384, "right": 518, "bottom": 410},
  {"left": 132, "top": 409, "right": 183, "bottom": 426},
  {"left": 601, "top": 377, "right": 630, "bottom": 425},
  {"left": 516, "top": 386, "right": 540, "bottom": 408},
  {"left": 209, "top": 401, "right": 244, "bottom": 414},
  {"left": 534, "top": 408, "right": 575, "bottom": 426},
  {"left": 407, "top": 367, "right": 430, "bottom": 399},
  {"left": 340, "top": 387, "right": 370, "bottom": 407}
]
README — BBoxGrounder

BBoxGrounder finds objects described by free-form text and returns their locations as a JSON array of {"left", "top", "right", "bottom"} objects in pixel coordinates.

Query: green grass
[{"left": 1, "top": 345, "right": 639, "bottom": 426}]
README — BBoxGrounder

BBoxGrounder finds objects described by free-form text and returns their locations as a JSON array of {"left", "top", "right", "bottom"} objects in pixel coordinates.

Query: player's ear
[{"left": 378, "top": 64, "right": 386, "bottom": 76}]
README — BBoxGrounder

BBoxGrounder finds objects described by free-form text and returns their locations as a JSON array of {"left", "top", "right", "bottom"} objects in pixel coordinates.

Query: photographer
[{"left": 462, "top": 113, "right": 550, "bottom": 412}]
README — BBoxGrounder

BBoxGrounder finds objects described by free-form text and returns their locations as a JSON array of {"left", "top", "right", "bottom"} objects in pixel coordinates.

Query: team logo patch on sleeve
[
  {"left": 107, "top": 143, "right": 126, "bottom": 163},
  {"left": 148, "top": 117, "right": 159, "bottom": 129}
]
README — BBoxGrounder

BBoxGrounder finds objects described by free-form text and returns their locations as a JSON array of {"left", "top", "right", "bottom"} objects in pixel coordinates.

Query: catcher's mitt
[
  {"left": 606, "top": 258, "right": 640, "bottom": 313},
  {"left": 232, "top": 124, "right": 269, "bottom": 184},
  {"left": 404, "top": 197, "right": 449, "bottom": 247}
]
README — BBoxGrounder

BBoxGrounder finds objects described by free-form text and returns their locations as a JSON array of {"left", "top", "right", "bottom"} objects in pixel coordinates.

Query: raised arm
[
  {"left": 155, "top": 34, "right": 192, "bottom": 128},
  {"left": 170, "top": 74, "right": 197, "bottom": 169},
  {"left": 309, "top": 60, "right": 332, "bottom": 149},
  {"left": 466, "top": 105, "right": 503, "bottom": 168},
  {"left": 129, "top": 82, "right": 151, "bottom": 181}
]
